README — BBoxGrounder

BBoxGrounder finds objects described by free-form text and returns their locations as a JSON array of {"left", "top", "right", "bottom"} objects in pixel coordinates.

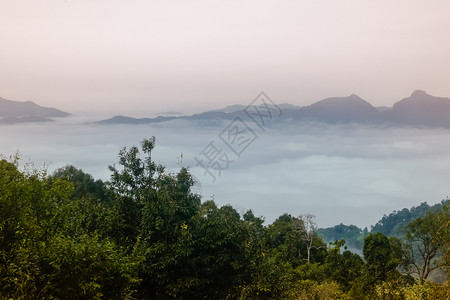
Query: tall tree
[
  {"left": 298, "top": 214, "right": 322, "bottom": 264},
  {"left": 50, "top": 165, "right": 108, "bottom": 202},
  {"left": 363, "top": 232, "right": 400, "bottom": 285},
  {"left": 324, "top": 239, "right": 364, "bottom": 292},
  {"left": 402, "top": 201, "right": 449, "bottom": 283},
  {"left": 106, "top": 137, "right": 164, "bottom": 247}
]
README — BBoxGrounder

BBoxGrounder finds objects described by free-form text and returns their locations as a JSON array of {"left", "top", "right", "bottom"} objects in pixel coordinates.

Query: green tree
[
  {"left": 108, "top": 137, "right": 163, "bottom": 202},
  {"left": 324, "top": 239, "right": 364, "bottom": 292},
  {"left": 402, "top": 201, "right": 449, "bottom": 283},
  {"left": 371, "top": 202, "right": 442, "bottom": 237},
  {"left": 50, "top": 165, "right": 109, "bottom": 202},
  {"left": 0, "top": 156, "right": 73, "bottom": 297},
  {"left": 266, "top": 214, "right": 326, "bottom": 268},
  {"left": 363, "top": 232, "right": 401, "bottom": 285},
  {"left": 137, "top": 167, "right": 201, "bottom": 298},
  {"left": 106, "top": 137, "right": 164, "bottom": 247},
  {"left": 0, "top": 156, "right": 137, "bottom": 299},
  {"left": 318, "top": 223, "right": 367, "bottom": 250}
]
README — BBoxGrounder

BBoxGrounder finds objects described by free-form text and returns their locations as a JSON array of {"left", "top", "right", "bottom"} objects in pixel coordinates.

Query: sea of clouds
[{"left": 1, "top": 115, "right": 450, "bottom": 228}]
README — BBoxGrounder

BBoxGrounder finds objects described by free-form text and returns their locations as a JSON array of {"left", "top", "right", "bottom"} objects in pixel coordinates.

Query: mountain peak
[
  {"left": 295, "top": 94, "right": 380, "bottom": 123},
  {"left": 410, "top": 89, "right": 428, "bottom": 98},
  {"left": 389, "top": 90, "right": 450, "bottom": 127}
]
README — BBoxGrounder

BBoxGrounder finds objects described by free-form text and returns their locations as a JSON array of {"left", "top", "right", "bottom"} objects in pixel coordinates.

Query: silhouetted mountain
[
  {"left": 382, "top": 90, "right": 450, "bottom": 127},
  {"left": 212, "top": 103, "right": 301, "bottom": 113},
  {"left": 211, "top": 104, "right": 248, "bottom": 113},
  {"left": 96, "top": 90, "right": 450, "bottom": 128},
  {"left": 0, "top": 97, "right": 70, "bottom": 124},
  {"left": 154, "top": 111, "right": 183, "bottom": 116},
  {"left": 285, "top": 94, "right": 380, "bottom": 123},
  {"left": 97, "top": 111, "right": 241, "bottom": 125},
  {"left": 98, "top": 115, "right": 177, "bottom": 124}
]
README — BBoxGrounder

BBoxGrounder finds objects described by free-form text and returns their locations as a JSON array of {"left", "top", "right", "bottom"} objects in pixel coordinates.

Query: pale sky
[{"left": 1, "top": 0, "right": 450, "bottom": 116}]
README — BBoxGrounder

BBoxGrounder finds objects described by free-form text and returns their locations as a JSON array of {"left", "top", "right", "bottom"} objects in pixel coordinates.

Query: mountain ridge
[
  {"left": 0, "top": 97, "right": 70, "bottom": 124},
  {"left": 96, "top": 90, "right": 450, "bottom": 128}
]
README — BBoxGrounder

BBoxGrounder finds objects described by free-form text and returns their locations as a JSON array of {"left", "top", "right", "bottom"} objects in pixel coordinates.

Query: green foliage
[
  {"left": 402, "top": 200, "right": 450, "bottom": 283},
  {"left": 0, "top": 156, "right": 137, "bottom": 299},
  {"left": 1, "top": 142, "right": 449, "bottom": 299},
  {"left": 373, "top": 280, "right": 450, "bottom": 300},
  {"left": 39, "top": 233, "right": 138, "bottom": 299},
  {"left": 324, "top": 239, "right": 364, "bottom": 292},
  {"left": 318, "top": 202, "right": 443, "bottom": 254},
  {"left": 288, "top": 280, "right": 345, "bottom": 300},
  {"left": 108, "top": 136, "right": 163, "bottom": 202},
  {"left": 371, "top": 202, "right": 443, "bottom": 237},
  {"left": 50, "top": 165, "right": 109, "bottom": 202},
  {"left": 363, "top": 232, "right": 402, "bottom": 285},
  {"left": 318, "top": 223, "right": 367, "bottom": 251},
  {"left": 265, "top": 214, "right": 326, "bottom": 268}
]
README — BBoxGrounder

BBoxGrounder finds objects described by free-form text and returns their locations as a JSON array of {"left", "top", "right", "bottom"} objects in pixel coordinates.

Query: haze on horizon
[{"left": 1, "top": 0, "right": 450, "bottom": 116}]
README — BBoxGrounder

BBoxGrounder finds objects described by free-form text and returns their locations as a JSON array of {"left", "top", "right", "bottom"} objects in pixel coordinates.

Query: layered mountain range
[
  {"left": 98, "top": 90, "right": 450, "bottom": 128},
  {"left": 0, "top": 97, "right": 70, "bottom": 124},
  {"left": 2, "top": 90, "right": 450, "bottom": 127}
]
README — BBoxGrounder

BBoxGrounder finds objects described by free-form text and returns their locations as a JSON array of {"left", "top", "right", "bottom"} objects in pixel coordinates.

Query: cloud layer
[{"left": 1, "top": 118, "right": 449, "bottom": 228}]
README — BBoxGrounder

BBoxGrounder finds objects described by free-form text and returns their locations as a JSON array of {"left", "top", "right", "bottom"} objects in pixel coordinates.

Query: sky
[{"left": 1, "top": 0, "right": 450, "bottom": 116}]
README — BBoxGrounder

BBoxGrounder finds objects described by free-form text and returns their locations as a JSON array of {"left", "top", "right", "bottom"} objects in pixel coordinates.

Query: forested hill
[
  {"left": 317, "top": 224, "right": 368, "bottom": 252},
  {"left": 318, "top": 201, "right": 445, "bottom": 251},
  {"left": 371, "top": 201, "right": 444, "bottom": 237}
]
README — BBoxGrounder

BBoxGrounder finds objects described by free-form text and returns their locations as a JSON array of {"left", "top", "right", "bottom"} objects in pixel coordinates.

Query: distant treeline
[
  {"left": 1, "top": 138, "right": 449, "bottom": 299},
  {"left": 318, "top": 202, "right": 444, "bottom": 252}
]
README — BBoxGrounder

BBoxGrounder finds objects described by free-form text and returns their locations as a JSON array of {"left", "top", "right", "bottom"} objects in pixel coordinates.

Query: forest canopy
[{"left": 1, "top": 138, "right": 449, "bottom": 299}]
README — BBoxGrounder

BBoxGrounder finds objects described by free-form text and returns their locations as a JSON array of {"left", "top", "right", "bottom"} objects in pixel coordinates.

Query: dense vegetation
[
  {"left": 318, "top": 202, "right": 445, "bottom": 252},
  {"left": 1, "top": 138, "right": 449, "bottom": 299}
]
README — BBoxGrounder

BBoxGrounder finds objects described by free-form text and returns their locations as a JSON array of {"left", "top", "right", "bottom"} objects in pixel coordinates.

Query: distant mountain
[
  {"left": 98, "top": 115, "right": 177, "bottom": 125},
  {"left": 96, "top": 90, "right": 450, "bottom": 128},
  {"left": 0, "top": 97, "right": 70, "bottom": 124},
  {"left": 211, "top": 104, "right": 248, "bottom": 113},
  {"left": 382, "top": 90, "right": 450, "bottom": 127},
  {"left": 154, "top": 111, "right": 183, "bottom": 117},
  {"left": 211, "top": 103, "right": 301, "bottom": 113},
  {"left": 285, "top": 94, "right": 381, "bottom": 123}
]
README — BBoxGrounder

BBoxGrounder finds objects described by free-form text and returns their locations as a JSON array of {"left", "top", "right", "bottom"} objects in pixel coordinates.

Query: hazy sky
[{"left": 1, "top": 0, "right": 450, "bottom": 116}]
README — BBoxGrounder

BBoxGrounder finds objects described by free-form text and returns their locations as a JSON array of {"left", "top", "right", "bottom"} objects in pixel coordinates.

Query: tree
[
  {"left": 324, "top": 239, "right": 364, "bottom": 292},
  {"left": 266, "top": 214, "right": 326, "bottom": 269},
  {"left": 402, "top": 202, "right": 449, "bottom": 283},
  {"left": 318, "top": 223, "right": 367, "bottom": 250},
  {"left": 107, "top": 138, "right": 202, "bottom": 298},
  {"left": 106, "top": 137, "right": 164, "bottom": 247},
  {"left": 49, "top": 165, "right": 109, "bottom": 202},
  {"left": 371, "top": 202, "right": 442, "bottom": 237},
  {"left": 0, "top": 156, "right": 137, "bottom": 299},
  {"left": 298, "top": 214, "right": 323, "bottom": 264},
  {"left": 363, "top": 232, "right": 401, "bottom": 285},
  {"left": 108, "top": 136, "right": 164, "bottom": 203}
]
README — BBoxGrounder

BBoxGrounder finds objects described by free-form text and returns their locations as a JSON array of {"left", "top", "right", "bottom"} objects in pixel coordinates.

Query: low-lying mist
[{"left": 1, "top": 116, "right": 450, "bottom": 228}]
